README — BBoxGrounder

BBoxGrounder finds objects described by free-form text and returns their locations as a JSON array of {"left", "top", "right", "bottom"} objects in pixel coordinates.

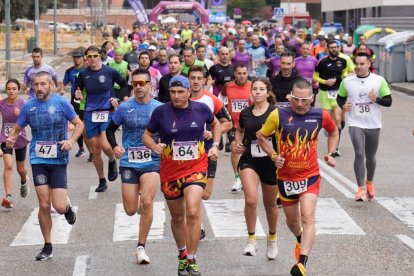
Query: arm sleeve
[
  {"left": 75, "top": 71, "right": 84, "bottom": 90},
  {"left": 376, "top": 94, "right": 392, "bottom": 107},
  {"left": 106, "top": 120, "right": 120, "bottom": 149},
  {"left": 322, "top": 110, "right": 337, "bottom": 133},
  {"left": 260, "top": 110, "right": 279, "bottom": 136},
  {"left": 313, "top": 71, "right": 325, "bottom": 85}
]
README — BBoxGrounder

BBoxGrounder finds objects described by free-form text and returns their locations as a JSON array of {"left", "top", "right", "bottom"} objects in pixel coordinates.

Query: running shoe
[
  {"left": 266, "top": 239, "right": 278, "bottom": 260},
  {"left": 20, "top": 179, "right": 29, "bottom": 198},
  {"left": 366, "top": 181, "right": 376, "bottom": 201},
  {"left": 64, "top": 198, "right": 76, "bottom": 225},
  {"left": 294, "top": 242, "right": 301, "bottom": 262},
  {"left": 334, "top": 150, "right": 341, "bottom": 157},
  {"left": 290, "top": 263, "right": 306, "bottom": 276},
  {"left": 243, "top": 239, "right": 257, "bottom": 256},
  {"left": 200, "top": 227, "right": 206, "bottom": 240},
  {"left": 218, "top": 136, "right": 224, "bottom": 151},
  {"left": 95, "top": 180, "right": 108, "bottom": 193},
  {"left": 108, "top": 159, "right": 118, "bottom": 181},
  {"left": 75, "top": 148, "right": 86, "bottom": 157},
  {"left": 178, "top": 258, "right": 187, "bottom": 276},
  {"left": 1, "top": 196, "right": 13, "bottom": 208},
  {"left": 88, "top": 153, "right": 93, "bottom": 162},
  {"left": 134, "top": 247, "right": 150, "bottom": 264},
  {"left": 231, "top": 178, "right": 242, "bottom": 193},
  {"left": 224, "top": 142, "right": 231, "bottom": 155},
  {"left": 186, "top": 262, "right": 201, "bottom": 276},
  {"left": 355, "top": 187, "right": 366, "bottom": 202},
  {"left": 35, "top": 246, "right": 53, "bottom": 261}
]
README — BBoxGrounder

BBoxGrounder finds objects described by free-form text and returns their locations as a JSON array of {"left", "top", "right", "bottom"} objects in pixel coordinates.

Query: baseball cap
[
  {"left": 169, "top": 75, "right": 190, "bottom": 89},
  {"left": 174, "top": 34, "right": 181, "bottom": 39},
  {"left": 138, "top": 31, "right": 146, "bottom": 37},
  {"left": 72, "top": 49, "right": 84, "bottom": 57},
  {"left": 148, "top": 45, "right": 157, "bottom": 51},
  {"left": 247, "top": 27, "right": 254, "bottom": 33}
]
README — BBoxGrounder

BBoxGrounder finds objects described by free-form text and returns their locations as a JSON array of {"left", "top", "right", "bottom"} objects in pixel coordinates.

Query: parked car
[
  {"left": 68, "top": 22, "right": 83, "bottom": 31},
  {"left": 48, "top": 21, "right": 70, "bottom": 31}
]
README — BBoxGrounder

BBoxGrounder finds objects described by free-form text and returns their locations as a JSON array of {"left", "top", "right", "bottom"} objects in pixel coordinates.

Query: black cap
[{"left": 72, "top": 49, "right": 84, "bottom": 57}]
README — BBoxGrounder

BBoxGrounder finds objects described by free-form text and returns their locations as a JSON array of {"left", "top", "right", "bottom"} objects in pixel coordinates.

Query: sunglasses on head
[
  {"left": 132, "top": 80, "right": 151, "bottom": 87},
  {"left": 290, "top": 93, "right": 313, "bottom": 102},
  {"left": 86, "top": 54, "right": 100, "bottom": 59}
]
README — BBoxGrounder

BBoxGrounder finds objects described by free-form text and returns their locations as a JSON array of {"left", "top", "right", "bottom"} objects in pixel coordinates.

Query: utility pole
[
  {"left": 35, "top": 0, "right": 39, "bottom": 47},
  {"left": 5, "top": 0, "right": 11, "bottom": 79},
  {"left": 53, "top": 0, "right": 58, "bottom": 54}
]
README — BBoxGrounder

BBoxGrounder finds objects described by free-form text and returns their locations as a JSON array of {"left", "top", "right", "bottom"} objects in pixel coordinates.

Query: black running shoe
[
  {"left": 64, "top": 200, "right": 76, "bottom": 225},
  {"left": 276, "top": 197, "right": 282, "bottom": 208},
  {"left": 75, "top": 148, "right": 86, "bottom": 157},
  {"left": 95, "top": 181, "right": 108, "bottom": 192},
  {"left": 218, "top": 136, "right": 224, "bottom": 151},
  {"left": 88, "top": 153, "right": 93, "bottom": 162},
  {"left": 200, "top": 227, "right": 206, "bottom": 240},
  {"left": 35, "top": 246, "right": 53, "bottom": 261},
  {"left": 107, "top": 159, "right": 118, "bottom": 181}
]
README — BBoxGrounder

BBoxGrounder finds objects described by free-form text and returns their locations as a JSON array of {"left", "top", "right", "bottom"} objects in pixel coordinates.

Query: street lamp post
[
  {"left": 35, "top": 0, "right": 39, "bottom": 47},
  {"left": 5, "top": 0, "right": 11, "bottom": 79}
]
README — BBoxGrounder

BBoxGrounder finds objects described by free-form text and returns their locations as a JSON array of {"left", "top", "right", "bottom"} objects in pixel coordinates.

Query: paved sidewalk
[{"left": 390, "top": 82, "right": 414, "bottom": 96}]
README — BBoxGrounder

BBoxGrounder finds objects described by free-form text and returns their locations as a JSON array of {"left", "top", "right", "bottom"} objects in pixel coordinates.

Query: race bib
[
  {"left": 4, "top": 123, "right": 14, "bottom": 137},
  {"left": 35, "top": 141, "right": 57, "bottom": 158},
  {"left": 231, "top": 99, "right": 249, "bottom": 113},
  {"left": 327, "top": 90, "right": 338, "bottom": 99},
  {"left": 355, "top": 102, "right": 373, "bottom": 117},
  {"left": 173, "top": 141, "right": 199, "bottom": 161},
  {"left": 92, "top": 111, "right": 109, "bottom": 122},
  {"left": 128, "top": 146, "right": 152, "bottom": 163},
  {"left": 284, "top": 179, "right": 308, "bottom": 196},
  {"left": 251, "top": 138, "right": 272, "bottom": 158}
]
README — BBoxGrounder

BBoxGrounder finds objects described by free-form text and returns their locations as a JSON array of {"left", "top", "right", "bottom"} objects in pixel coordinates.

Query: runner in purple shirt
[
  {"left": 151, "top": 48, "right": 170, "bottom": 76},
  {"left": 0, "top": 79, "right": 30, "bottom": 209},
  {"left": 231, "top": 39, "right": 252, "bottom": 72},
  {"left": 267, "top": 44, "right": 285, "bottom": 78}
]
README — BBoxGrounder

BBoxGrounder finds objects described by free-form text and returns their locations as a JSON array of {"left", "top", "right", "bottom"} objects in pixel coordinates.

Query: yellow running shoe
[{"left": 290, "top": 263, "right": 306, "bottom": 276}]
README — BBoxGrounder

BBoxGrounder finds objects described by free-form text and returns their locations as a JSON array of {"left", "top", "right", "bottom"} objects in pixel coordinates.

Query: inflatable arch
[{"left": 149, "top": 1, "right": 209, "bottom": 24}]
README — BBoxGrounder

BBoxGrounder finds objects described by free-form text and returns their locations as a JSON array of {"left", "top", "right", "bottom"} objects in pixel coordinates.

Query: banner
[{"left": 128, "top": 0, "right": 149, "bottom": 24}]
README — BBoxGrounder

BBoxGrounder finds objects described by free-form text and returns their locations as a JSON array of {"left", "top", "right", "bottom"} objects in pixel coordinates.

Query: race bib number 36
[
  {"left": 355, "top": 102, "right": 373, "bottom": 117},
  {"left": 128, "top": 146, "right": 152, "bottom": 163},
  {"left": 92, "top": 111, "right": 109, "bottom": 122},
  {"left": 4, "top": 123, "right": 14, "bottom": 137},
  {"left": 35, "top": 141, "right": 57, "bottom": 158},
  {"left": 231, "top": 99, "right": 249, "bottom": 113},
  {"left": 251, "top": 138, "right": 272, "bottom": 158},
  {"left": 173, "top": 141, "right": 199, "bottom": 161},
  {"left": 327, "top": 90, "right": 338, "bottom": 99},
  {"left": 284, "top": 179, "right": 308, "bottom": 196}
]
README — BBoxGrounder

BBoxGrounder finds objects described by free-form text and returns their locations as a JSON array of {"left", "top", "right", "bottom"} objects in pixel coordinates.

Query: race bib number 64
[
  {"left": 173, "top": 141, "right": 199, "bottom": 161},
  {"left": 284, "top": 179, "right": 308, "bottom": 196}
]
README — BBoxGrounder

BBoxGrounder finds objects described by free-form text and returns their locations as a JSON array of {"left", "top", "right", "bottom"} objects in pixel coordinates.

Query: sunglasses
[
  {"left": 132, "top": 80, "right": 151, "bottom": 87},
  {"left": 86, "top": 54, "right": 100, "bottom": 59},
  {"left": 290, "top": 93, "right": 313, "bottom": 102}
]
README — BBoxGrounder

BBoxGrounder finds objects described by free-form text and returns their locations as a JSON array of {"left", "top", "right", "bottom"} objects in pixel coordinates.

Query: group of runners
[{"left": 0, "top": 21, "right": 393, "bottom": 276}]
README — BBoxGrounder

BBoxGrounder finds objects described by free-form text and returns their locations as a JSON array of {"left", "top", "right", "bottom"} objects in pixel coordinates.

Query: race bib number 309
[
  {"left": 173, "top": 141, "right": 199, "bottom": 161},
  {"left": 35, "top": 141, "right": 57, "bottom": 158},
  {"left": 283, "top": 179, "right": 308, "bottom": 196}
]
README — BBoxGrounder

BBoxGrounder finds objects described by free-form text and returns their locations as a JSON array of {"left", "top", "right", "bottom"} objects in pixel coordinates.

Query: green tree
[
  {"left": 0, "top": 0, "right": 51, "bottom": 22},
  {"left": 227, "top": 0, "right": 268, "bottom": 20}
]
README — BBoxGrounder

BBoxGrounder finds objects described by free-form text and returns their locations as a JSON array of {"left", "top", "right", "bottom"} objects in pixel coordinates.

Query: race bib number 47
[
  {"left": 35, "top": 141, "right": 57, "bottom": 158},
  {"left": 231, "top": 99, "right": 249, "bottom": 113},
  {"left": 92, "top": 111, "right": 109, "bottom": 122},
  {"left": 284, "top": 179, "right": 308, "bottom": 196},
  {"left": 173, "top": 141, "right": 199, "bottom": 161},
  {"left": 128, "top": 146, "right": 152, "bottom": 163}
]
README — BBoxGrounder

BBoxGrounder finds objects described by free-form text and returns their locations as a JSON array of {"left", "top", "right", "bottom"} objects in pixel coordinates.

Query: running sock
[
  {"left": 341, "top": 121, "right": 345, "bottom": 130},
  {"left": 248, "top": 232, "right": 256, "bottom": 240},
  {"left": 137, "top": 242, "right": 145, "bottom": 249},
  {"left": 21, "top": 179, "right": 27, "bottom": 185},
  {"left": 234, "top": 172, "right": 239, "bottom": 179},
  {"left": 178, "top": 247, "right": 187, "bottom": 259},
  {"left": 268, "top": 232, "right": 277, "bottom": 241},
  {"left": 299, "top": 254, "right": 308, "bottom": 267},
  {"left": 296, "top": 234, "right": 302, "bottom": 243},
  {"left": 187, "top": 254, "right": 196, "bottom": 261},
  {"left": 43, "top": 242, "right": 53, "bottom": 253},
  {"left": 99, "top": 178, "right": 106, "bottom": 184},
  {"left": 6, "top": 194, "right": 12, "bottom": 200}
]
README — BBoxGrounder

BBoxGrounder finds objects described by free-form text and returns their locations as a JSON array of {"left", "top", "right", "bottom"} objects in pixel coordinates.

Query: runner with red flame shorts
[{"left": 258, "top": 79, "right": 338, "bottom": 276}]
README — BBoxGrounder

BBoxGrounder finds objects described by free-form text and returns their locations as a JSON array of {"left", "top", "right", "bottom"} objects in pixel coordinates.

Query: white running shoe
[
  {"left": 243, "top": 239, "right": 257, "bottom": 256},
  {"left": 231, "top": 178, "right": 242, "bottom": 193},
  {"left": 134, "top": 247, "right": 151, "bottom": 264},
  {"left": 266, "top": 239, "right": 278, "bottom": 260}
]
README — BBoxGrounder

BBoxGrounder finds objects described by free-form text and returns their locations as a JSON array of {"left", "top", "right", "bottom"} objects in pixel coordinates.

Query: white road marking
[
  {"left": 89, "top": 186, "right": 98, "bottom": 200},
  {"left": 396, "top": 235, "right": 414, "bottom": 252},
  {"left": 72, "top": 255, "right": 89, "bottom": 276},
  {"left": 319, "top": 159, "right": 358, "bottom": 192},
  {"left": 113, "top": 202, "right": 165, "bottom": 242},
  {"left": 320, "top": 170, "right": 354, "bottom": 199},
  {"left": 377, "top": 197, "right": 414, "bottom": 230},
  {"left": 203, "top": 199, "right": 265, "bottom": 238},
  {"left": 11, "top": 206, "right": 78, "bottom": 246},
  {"left": 316, "top": 198, "right": 365, "bottom": 235}
]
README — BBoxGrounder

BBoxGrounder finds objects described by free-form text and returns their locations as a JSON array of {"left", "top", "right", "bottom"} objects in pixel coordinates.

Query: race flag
[{"left": 128, "top": 0, "right": 149, "bottom": 24}]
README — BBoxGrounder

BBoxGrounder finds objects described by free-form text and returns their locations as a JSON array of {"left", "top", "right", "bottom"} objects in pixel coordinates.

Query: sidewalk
[{"left": 390, "top": 82, "right": 414, "bottom": 96}]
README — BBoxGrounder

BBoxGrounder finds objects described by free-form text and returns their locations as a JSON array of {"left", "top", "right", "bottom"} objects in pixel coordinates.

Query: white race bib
[
  {"left": 284, "top": 179, "right": 308, "bottom": 196},
  {"left": 251, "top": 138, "right": 272, "bottom": 158},
  {"left": 92, "top": 111, "right": 109, "bottom": 122},
  {"left": 231, "top": 99, "right": 249, "bottom": 113},
  {"left": 4, "top": 123, "right": 14, "bottom": 137},
  {"left": 128, "top": 146, "right": 152, "bottom": 163},
  {"left": 35, "top": 141, "right": 57, "bottom": 158},
  {"left": 355, "top": 102, "right": 373, "bottom": 117},
  {"left": 327, "top": 90, "right": 338, "bottom": 99},
  {"left": 173, "top": 141, "right": 199, "bottom": 161}
]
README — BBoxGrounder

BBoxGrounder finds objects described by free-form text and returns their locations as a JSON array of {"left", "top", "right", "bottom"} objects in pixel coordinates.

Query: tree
[
  {"left": 0, "top": 0, "right": 51, "bottom": 22},
  {"left": 227, "top": 0, "right": 268, "bottom": 20}
]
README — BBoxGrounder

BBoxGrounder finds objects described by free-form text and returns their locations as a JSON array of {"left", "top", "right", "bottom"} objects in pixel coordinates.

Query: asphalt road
[{"left": 0, "top": 63, "right": 413, "bottom": 275}]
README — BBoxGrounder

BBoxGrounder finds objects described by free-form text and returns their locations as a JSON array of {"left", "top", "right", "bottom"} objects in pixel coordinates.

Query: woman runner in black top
[{"left": 234, "top": 77, "right": 279, "bottom": 260}]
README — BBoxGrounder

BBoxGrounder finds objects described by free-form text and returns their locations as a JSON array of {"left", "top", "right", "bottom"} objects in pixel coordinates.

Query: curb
[{"left": 390, "top": 83, "right": 414, "bottom": 96}]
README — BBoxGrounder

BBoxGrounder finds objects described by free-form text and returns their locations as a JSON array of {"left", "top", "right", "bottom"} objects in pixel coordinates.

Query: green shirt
[
  {"left": 181, "top": 60, "right": 204, "bottom": 75},
  {"left": 108, "top": 60, "right": 129, "bottom": 89}
]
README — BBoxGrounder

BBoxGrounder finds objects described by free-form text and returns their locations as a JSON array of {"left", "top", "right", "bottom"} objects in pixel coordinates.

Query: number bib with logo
[
  {"left": 128, "top": 146, "right": 152, "bottom": 163},
  {"left": 283, "top": 179, "right": 308, "bottom": 196},
  {"left": 35, "top": 141, "right": 57, "bottom": 158},
  {"left": 251, "top": 138, "right": 272, "bottom": 158},
  {"left": 4, "top": 123, "right": 14, "bottom": 137},
  {"left": 231, "top": 99, "right": 249, "bottom": 113},
  {"left": 355, "top": 102, "right": 373, "bottom": 117},
  {"left": 92, "top": 111, "right": 109, "bottom": 122},
  {"left": 173, "top": 141, "right": 199, "bottom": 161},
  {"left": 327, "top": 90, "right": 338, "bottom": 99}
]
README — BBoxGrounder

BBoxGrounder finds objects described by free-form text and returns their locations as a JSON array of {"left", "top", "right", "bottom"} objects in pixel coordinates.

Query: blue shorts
[
  {"left": 32, "top": 164, "right": 68, "bottom": 189},
  {"left": 120, "top": 165, "right": 160, "bottom": 184},
  {"left": 84, "top": 111, "right": 113, "bottom": 139}
]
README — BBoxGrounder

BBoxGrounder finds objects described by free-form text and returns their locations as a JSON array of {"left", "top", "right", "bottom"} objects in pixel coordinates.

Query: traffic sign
[{"left": 274, "top": 7, "right": 284, "bottom": 17}]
